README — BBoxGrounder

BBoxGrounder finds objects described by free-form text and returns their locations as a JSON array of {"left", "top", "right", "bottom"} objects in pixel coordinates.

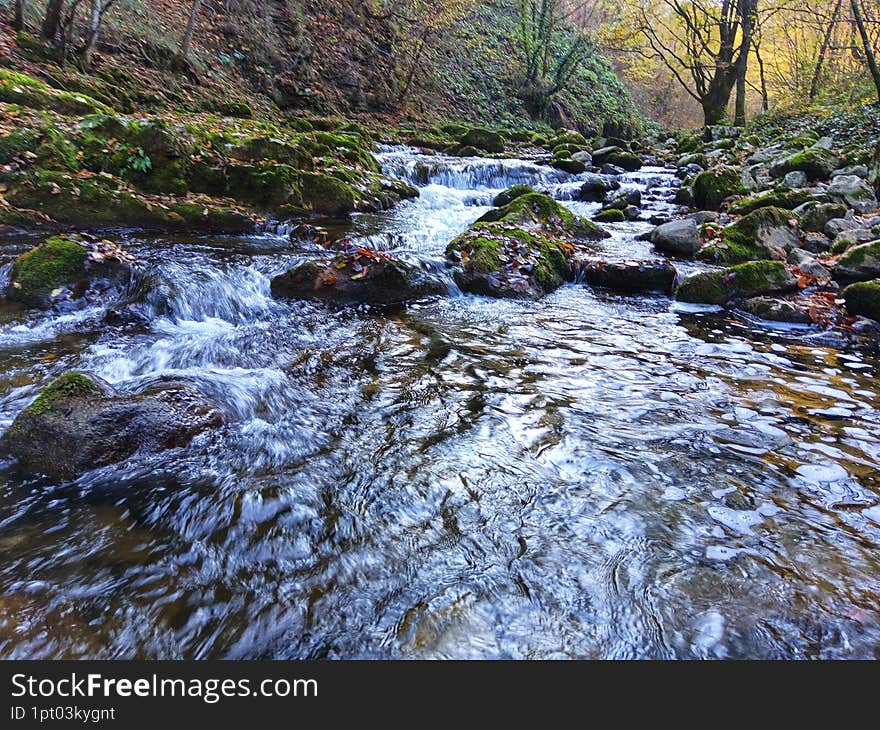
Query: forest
[{"left": 0, "top": 0, "right": 879, "bottom": 661}]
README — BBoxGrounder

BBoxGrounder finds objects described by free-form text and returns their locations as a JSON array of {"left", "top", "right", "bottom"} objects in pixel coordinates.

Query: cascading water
[{"left": 1, "top": 148, "right": 880, "bottom": 659}]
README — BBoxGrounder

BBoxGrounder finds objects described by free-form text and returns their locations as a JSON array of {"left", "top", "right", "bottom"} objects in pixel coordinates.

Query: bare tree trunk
[
  {"left": 82, "top": 0, "right": 101, "bottom": 68},
  {"left": 754, "top": 41, "right": 769, "bottom": 111},
  {"left": 179, "top": 0, "right": 203, "bottom": 63},
  {"left": 397, "top": 28, "right": 430, "bottom": 105},
  {"left": 42, "top": 0, "right": 63, "bottom": 40},
  {"left": 735, "top": 58, "right": 747, "bottom": 126},
  {"left": 851, "top": 0, "right": 880, "bottom": 103},
  {"left": 810, "top": 0, "right": 842, "bottom": 100},
  {"left": 14, "top": 0, "right": 26, "bottom": 31}
]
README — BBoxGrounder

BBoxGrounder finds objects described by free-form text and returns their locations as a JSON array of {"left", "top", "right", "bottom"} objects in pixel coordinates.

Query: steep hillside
[{"left": 0, "top": 0, "right": 642, "bottom": 135}]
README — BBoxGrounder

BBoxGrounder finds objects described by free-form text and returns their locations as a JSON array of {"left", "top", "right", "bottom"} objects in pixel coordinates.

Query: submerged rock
[
  {"left": 270, "top": 250, "right": 444, "bottom": 305},
  {"left": 0, "top": 373, "right": 225, "bottom": 480},
  {"left": 739, "top": 297, "right": 813, "bottom": 324},
  {"left": 675, "top": 261, "right": 797, "bottom": 305},
  {"left": 579, "top": 259, "right": 678, "bottom": 294}
]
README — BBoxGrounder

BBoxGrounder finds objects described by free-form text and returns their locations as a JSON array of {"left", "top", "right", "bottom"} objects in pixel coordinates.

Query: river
[{"left": 1, "top": 147, "right": 879, "bottom": 659}]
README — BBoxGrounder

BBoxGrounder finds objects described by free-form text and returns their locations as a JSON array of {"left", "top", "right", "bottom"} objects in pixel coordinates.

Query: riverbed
[{"left": 1, "top": 148, "right": 879, "bottom": 659}]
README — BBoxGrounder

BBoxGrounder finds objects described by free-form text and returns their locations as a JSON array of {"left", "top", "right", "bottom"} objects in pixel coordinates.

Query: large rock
[
  {"left": 460, "top": 128, "right": 505, "bottom": 154},
  {"left": 651, "top": 218, "right": 700, "bottom": 257},
  {"left": 476, "top": 192, "right": 609, "bottom": 240},
  {"left": 827, "top": 175, "right": 878, "bottom": 214},
  {"left": 4, "top": 236, "right": 134, "bottom": 308},
  {"left": 0, "top": 373, "right": 225, "bottom": 480},
  {"left": 769, "top": 147, "right": 840, "bottom": 180},
  {"left": 270, "top": 250, "right": 444, "bottom": 305},
  {"left": 446, "top": 221, "right": 574, "bottom": 299},
  {"left": 795, "top": 201, "right": 848, "bottom": 232},
  {"left": 698, "top": 207, "right": 800, "bottom": 264},
  {"left": 579, "top": 175, "right": 616, "bottom": 202},
  {"left": 692, "top": 168, "right": 746, "bottom": 210},
  {"left": 833, "top": 240, "right": 880, "bottom": 281},
  {"left": 579, "top": 259, "right": 678, "bottom": 294},
  {"left": 842, "top": 280, "right": 880, "bottom": 321},
  {"left": 675, "top": 261, "right": 797, "bottom": 305},
  {"left": 829, "top": 228, "right": 876, "bottom": 254},
  {"left": 739, "top": 297, "right": 812, "bottom": 324}
]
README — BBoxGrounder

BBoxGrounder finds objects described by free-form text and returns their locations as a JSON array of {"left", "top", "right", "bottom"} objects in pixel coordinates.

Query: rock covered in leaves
[
  {"left": 0, "top": 372, "right": 225, "bottom": 480},
  {"left": 446, "top": 222, "right": 575, "bottom": 299},
  {"left": 445, "top": 191, "right": 609, "bottom": 299},
  {"left": 270, "top": 246, "right": 444, "bottom": 305},
  {"left": 675, "top": 260, "right": 797, "bottom": 305},
  {"left": 578, "top": 259, "right": 678, "bottom": 294},
  {"left": 4, "top": 234, "right": 136, "bottom": 308}
]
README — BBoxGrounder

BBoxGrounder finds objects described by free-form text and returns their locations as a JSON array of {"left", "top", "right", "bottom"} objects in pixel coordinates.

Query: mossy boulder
[
  {"left": 675, "top": 261, "right": 797, "bottom": 305},
  {"left": 0, "top": 373, "right": 225, "bottom": 480},
  {"left": 552, "top": 157, "right": 587, "bottom": 174},
  {"left": 594, "top": 208, "right": 625, "bottom": 223},
  {"left": 692, "top": 168, "right": 746, "bottom": 210},
  {"left": 270, "top": 251, "right": 444, "bottom": 305},
  {"left": 842, "top": 280, "right": 880, "bottom": 321},
  {"left": 602, "top": 151, "right": 642, "bottom": 172},
  {"left": 5, "top": 236, "right": 132, "bottom": 308},
  {"left": 796, "top": 201, "right": 848, "bottom": 232},
  {"left": 5, "top": 171, "right": 255, "bottom": 233},
  {"left": 460, "top": 128, "right": 505, "bottom": 154},
  {"left": 555, "top": 130, "right": 588, "bottom": 147},
  {"left": 769, "top": 147, "right": 840, "bottom": 180},
  {"left": 446, "top": 222, "right": 574, "bottom": 299},
  {"left": 729, "top": 189, "right": 815, "bottom": 215},
  {"left": 833, "top": 241, "right": 880, "bottom": 281},
  {"left": 829, "top": 228, "right": 875, "bottom": 254},
  {"left": 493, "top": 184, "right": 535, "bottom": 207},
  {"left": 827, "top": 175, "right": 878, "bottom": 214},
  {"left": 698, "top": 207, "right": 800, "bottom": 264},
  {"left": 477, "top": 192, "right": 610, "bottom": 240},
  {"left": 298, "top": 172, "right": 357, "bottom": 216}
]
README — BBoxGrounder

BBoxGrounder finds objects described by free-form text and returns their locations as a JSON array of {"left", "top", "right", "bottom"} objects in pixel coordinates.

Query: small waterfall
[{"left": 376, "top": 147, "right": 573, "bottom": 191}]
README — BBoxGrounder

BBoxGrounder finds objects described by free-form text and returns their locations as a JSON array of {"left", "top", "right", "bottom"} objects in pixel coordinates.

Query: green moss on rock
[
  {"left": 460, "top": 128, "right": 505, "bottom": 153},
  {"left": 692, "top": 168, "right": 746, "bottom": 210},
  {"left": 594, "top": 208, "right": 625, "bottom": 223},
  {"left": 729, "top": 189, "right": 814, "bottom": 215},
  {"left": 675, "top": 260, "right": 797, "bottom": 305},
  {"left": 22, "top": 372, "right": 102, "bottom": 417},
  {"left": 7, "top": 236, "right": 88, "bottom": 305},
  {"left": 493, "top": 184, "right": 535, "bottom": 207},
  {"left": 698, "top": 207, "right": 797, "bottom": 265},
  {"left": 299, "top": 172, "right": 356, "bottom": 216},
  {"left": 842, "top": 280, "right": 880, "bottom": 321}
]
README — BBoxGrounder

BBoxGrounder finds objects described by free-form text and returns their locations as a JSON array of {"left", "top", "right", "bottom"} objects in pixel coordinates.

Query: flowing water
[{"left": 1, "top": 149, "right": 880, "bottom": 659}]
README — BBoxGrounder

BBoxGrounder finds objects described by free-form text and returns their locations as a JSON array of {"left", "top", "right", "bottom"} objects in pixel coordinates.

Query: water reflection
[{"left": 0, "top": 152, "right": 879, "bottom": 659}]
